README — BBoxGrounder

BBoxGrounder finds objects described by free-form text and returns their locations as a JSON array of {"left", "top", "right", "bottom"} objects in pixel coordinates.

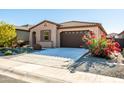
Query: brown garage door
[{"left": 60, "top": 31, "right": 88, "bottom": 48}]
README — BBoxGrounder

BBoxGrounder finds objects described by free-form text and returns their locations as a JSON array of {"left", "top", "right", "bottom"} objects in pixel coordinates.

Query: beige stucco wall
[
  {"left": 99, "top": 28, "right": 106, "bottom": 38},
  {"left": 16, "top": 30, "right": 30, "bottom": 42},
  {"left": 29, "top": 22, "right": 57, "bottom": 48},
  {"left": 57, "top": 26, "right": 100, "bottom": 47}
]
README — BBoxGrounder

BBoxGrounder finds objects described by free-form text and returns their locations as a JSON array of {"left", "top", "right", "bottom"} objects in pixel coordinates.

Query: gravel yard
[{"left": 68, "top": 54, "right": 124, "bottom": 79}]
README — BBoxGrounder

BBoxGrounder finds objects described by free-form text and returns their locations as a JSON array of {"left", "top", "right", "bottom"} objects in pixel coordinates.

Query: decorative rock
[
  {"left": 0, "top": 51, "right": 3, "bottom": 56},
  {"left": 12, "top": 52, "right": 17, "bottom": 55},
  {"left": 33, "top": 44, "right": 42, "bottom": 50},
  {"left": 69, "top": 55, "right": 124, "bottom": 79},
  {"left": 110, "top": 52, "right": 124, "bottom": 64}
]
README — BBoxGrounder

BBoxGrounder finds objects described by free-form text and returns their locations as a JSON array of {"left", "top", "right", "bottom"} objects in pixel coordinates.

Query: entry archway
[{"left": 32, "top": 32, "right": 36, "bottom": 46}]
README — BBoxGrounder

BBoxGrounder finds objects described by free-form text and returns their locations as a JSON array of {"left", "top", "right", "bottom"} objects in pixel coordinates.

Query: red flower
[
  {"left": 104, "top": 48, "right": 111, "bottom": 55},
  {"left": 114, "top": 47, "right": 121, "bottom": 52},
  {"left": 82, "top": 30, "right": 121, "bottom": 58},
  {"left": 86, "top": 40, "right": 92, "bottom": 45},
  {"left": 114, "top": 42, "right": 120, "bottom": 48},
  {"left": 91, "top": 35, "right": 96, "bottom": 39},
  {"left": 109, "top": 36, "right": 113, "bottom": 39},
  {"left": 82, "top": 34, "right": 86, "bottom": 38},
  {"left": 89, "top": 31, "right": 94, "bottom": 36},
  {"left": 80, "top": 44, "right": 83, "bottom": 47}
]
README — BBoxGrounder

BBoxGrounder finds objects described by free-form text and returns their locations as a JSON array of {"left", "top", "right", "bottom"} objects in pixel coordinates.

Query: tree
[{"left": 0, "top": 21, "right": 16, "bottom": 47}]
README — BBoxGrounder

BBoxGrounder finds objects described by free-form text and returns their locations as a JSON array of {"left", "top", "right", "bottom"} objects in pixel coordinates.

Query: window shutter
[
  {"left": 48, "top": 30, "right": 51, "bottom": 41},
  {"left": 40, "top": 31, "right": 44, "bottom": 41}
]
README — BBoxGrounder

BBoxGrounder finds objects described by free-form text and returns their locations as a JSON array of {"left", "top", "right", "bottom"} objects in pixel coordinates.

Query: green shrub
[{"left": 4, "top": 50, "right": 13, "bottom": 56}]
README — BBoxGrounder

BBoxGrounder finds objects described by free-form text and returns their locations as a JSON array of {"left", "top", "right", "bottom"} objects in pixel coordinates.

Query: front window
[{"left": 43, "top": 30, "right": 50, "bottom": 41}]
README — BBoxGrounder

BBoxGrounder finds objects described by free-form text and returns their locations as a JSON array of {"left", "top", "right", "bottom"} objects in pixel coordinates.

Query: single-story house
[
  {"left": 16, "top": 20, "right": 107, "bottom": 48},
  {"left": 107, "top": 33, "right": 119, "bottom": 38},
  {"left": 118, "top": 31, "right": 124, "bottom": 38}
]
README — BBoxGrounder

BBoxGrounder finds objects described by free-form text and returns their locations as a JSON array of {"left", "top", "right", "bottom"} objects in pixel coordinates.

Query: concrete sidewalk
[
  {"left": 0, "top": 58, "right": 124, "bottom": 83},
  {"left": 5, "top": 53, "right": 71, "bottom": 69}
]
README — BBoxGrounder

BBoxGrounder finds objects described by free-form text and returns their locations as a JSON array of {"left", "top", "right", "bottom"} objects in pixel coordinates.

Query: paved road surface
[{"left": 0, "top": 74, "right": 27, "bottom": 83}]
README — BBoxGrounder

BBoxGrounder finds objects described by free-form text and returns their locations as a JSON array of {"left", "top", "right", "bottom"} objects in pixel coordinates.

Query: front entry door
[{"left": 32, "top": 32, "right": 36, "bottom": 46}]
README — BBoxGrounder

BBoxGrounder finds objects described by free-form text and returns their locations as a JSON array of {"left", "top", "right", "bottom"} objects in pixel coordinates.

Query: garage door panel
[{"left": 60, "top": 31, "right": 87, "bottom": 48}]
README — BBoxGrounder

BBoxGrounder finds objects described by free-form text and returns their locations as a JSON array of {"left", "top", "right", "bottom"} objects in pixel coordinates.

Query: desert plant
[
  {"left": 4, "top": 50, "right": 13, "bottom": 56},
  {"left": 0, "top": 21, "right": 16, "bottom": 47},
  {"left": 82, "top": 31, "right": 121, "bottom": 59}
]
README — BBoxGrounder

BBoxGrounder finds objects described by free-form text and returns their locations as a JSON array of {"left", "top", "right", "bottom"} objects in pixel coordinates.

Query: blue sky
[{"left": 0, "top": 9, "right": 124, "bottom": 34}]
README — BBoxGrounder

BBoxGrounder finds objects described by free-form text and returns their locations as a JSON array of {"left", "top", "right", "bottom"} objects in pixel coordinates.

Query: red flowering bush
[{"left": 82, "top": 31, "right": 121, "bottom": 59}]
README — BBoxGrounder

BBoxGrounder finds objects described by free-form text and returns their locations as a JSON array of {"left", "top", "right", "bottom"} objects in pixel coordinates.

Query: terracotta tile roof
[
  {"left": 15, "top": 20, "right": 107, "bottom": 35},
  {"left": 59, "top": 21, "right": 107, "bottom": 35},
  {"left": 60, "top": 21, "right": 100, "bottom": 27}
]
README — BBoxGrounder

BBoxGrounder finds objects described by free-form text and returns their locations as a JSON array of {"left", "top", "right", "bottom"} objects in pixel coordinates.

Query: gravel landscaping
[
  {"left": 68, "top": 54, "right": 124, "bottom": 79},
  {"left": 0, "top": 47, "right": 33, "bottom": 56}
]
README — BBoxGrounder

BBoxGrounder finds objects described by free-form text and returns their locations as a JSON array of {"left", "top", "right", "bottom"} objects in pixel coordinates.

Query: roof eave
[
  {"left": 98, "top": 24, "right": 107, "bottom": 35},
  {"left": 60, "top": 21, "right": 100, "bottom": 25},
  {"left": 58, "top": 25, "right": 97, "bottom": 29},
  {"left": 118, "top": 31, "right": 124, "bottom": 35}
]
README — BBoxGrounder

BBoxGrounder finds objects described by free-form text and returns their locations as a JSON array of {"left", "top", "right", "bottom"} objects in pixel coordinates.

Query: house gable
[
  {"left": 29, "top": 20, "right": 58, "bottom": 48},
  {"left": 29, "top": 20, "right": 59, "bottom": 30}
]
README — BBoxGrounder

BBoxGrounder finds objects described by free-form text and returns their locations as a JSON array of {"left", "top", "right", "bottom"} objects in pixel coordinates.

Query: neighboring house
[
  {"left": 107, "top": 33, "right": 119, "bottom": 38},
  {"left": 16, "top": 20, "right": 107, "bottom": 48},
  {"left": 118, "top": 31, "right": 124, "bottom": 38},
  {"left": 107, "top": 32, "right": 124, "bottom": 48},
  {"left": 16, "top": 24, "right": 33, "bottom": 42}
]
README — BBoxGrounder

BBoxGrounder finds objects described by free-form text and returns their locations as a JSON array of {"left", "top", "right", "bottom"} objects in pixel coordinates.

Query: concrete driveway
[
  {"left": 1, "top": 48, "right": 89, "bottom": 70},
  {"left": 33, "top": 48, "right": 89, "bottom": 61}
]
